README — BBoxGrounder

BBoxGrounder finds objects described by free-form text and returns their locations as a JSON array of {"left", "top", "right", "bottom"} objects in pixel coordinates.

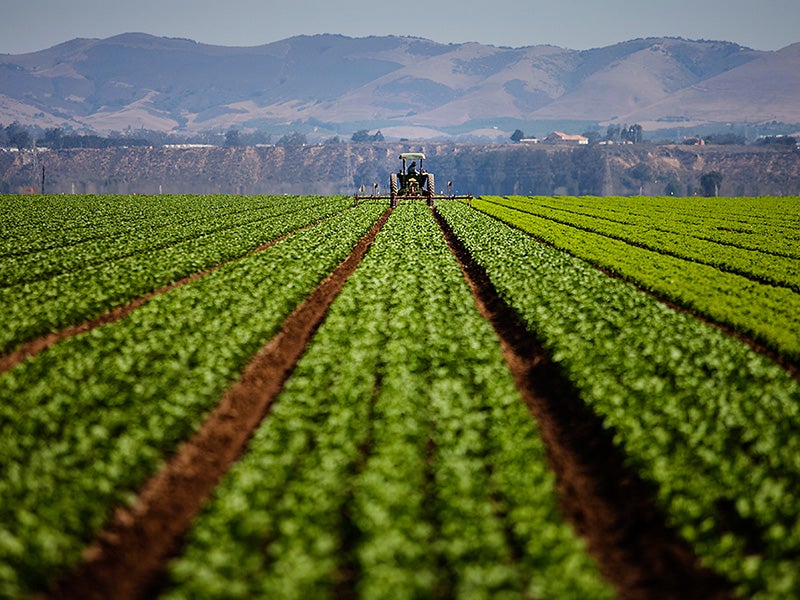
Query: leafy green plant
[
  {"left": 0, "top": 201, "right": 384, "bottom": 597},
  {"left": 0, "top": 195, "right": 351, "bottom": 354},
  {"left": 439, "top": 200, "right": 800, "bottom": 598},
  {"left": 474, "top": 196, "right": 800, "bottom": 361},
  {"left": 166, "top": 203, "right": 610, "bottom": 599}
]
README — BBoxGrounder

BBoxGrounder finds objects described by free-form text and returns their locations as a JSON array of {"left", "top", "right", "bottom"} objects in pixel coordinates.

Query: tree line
[
  {"left": 510, "top": 124, "right": 644, "bottom": 144},
  {"left": 0, "top": 122, "right": 391, "bottom": 151}
]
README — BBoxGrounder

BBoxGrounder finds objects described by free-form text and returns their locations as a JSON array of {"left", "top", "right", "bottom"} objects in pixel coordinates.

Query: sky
[{"left": 1, "top": 0, "right": 798, "bottom": 55}]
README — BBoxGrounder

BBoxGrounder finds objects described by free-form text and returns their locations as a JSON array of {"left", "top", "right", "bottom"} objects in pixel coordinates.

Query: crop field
[{"left": 1, "top": 193, "right": 799, "bottom": 599}]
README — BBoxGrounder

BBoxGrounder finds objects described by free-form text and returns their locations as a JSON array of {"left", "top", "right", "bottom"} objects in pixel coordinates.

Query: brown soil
[
  {"left": 433, "top": 206, "right": 733, "bottom": 600},
  {"left": 46, "top": 208, "right": 391, "bottom": 600}
]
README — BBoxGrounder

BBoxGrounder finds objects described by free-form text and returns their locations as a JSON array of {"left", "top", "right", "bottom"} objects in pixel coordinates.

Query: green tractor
[
  {"left": 390, "top": 152, "right": 435, "bottom": 207},
  {"left": 353, "top": 152, "right": 471, "bottom": 207}
]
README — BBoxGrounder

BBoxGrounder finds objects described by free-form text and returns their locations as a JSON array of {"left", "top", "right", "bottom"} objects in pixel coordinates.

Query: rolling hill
[{"left": 0, "top": 33, "right": 797, "bottom": 139}]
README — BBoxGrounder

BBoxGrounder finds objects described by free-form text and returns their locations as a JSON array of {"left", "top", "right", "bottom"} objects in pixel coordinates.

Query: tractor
[
  {"left": 390, "top": 152, "right": 435, "bottom": 207},
  {"left": 353, "top": 152, "right": 471, "bottom": 207}
]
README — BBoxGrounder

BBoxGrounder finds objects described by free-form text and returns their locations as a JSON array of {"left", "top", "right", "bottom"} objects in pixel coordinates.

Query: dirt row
[{"left": 17, "top": 203, "right": 732, "bottom": 598}]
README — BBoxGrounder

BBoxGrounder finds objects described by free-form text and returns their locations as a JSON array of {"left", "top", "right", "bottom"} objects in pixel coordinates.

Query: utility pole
[{"left": 41, "top": 166, "right": 45, "bottom": 194}]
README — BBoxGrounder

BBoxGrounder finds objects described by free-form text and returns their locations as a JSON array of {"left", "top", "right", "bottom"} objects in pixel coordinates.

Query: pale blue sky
[{"left": 1, "top": 0, "right": 798, "bottom": 55}]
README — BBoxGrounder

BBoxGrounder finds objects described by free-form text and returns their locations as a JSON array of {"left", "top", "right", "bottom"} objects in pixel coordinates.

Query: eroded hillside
[{"left": 1, "top": 142, "right": 798, "bottom": 197}]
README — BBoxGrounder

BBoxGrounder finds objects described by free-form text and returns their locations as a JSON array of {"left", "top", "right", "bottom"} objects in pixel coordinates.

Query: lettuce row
[
  {"left": 501, "top": 195, "right": 800, "bottom": 259},
  {"left": 0, "top": 195, "right": 351, "bottom": 354},
  {"left": 0, "top": 195, "right": 346, "bottom": 286},
  {"left": 484, "top": 195, "right": 800, "bottom": 291},
  {"left": 473, "top": 197, "right": 800, "bottom": 361},
  {"left": 166, "top": 202, "right": 611, "bottom": 599},
  {"left": 438, "top": 200, "right": 800, "bottom": 598},
  {"left": 0, "top": 201, "right": 385, "bottom": 598}
]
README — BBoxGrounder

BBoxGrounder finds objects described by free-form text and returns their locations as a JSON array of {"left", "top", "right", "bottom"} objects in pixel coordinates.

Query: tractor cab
[
  {"left": 391, "top": 152, "right": 434, "bottom": 206},
  {"left": 398, "top": 152, "right": 426, "bottom": 192}
]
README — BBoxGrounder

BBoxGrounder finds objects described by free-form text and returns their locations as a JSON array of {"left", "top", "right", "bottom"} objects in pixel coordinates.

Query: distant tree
[
  {"left": 605, "top": 124, "right": 621, "bottom": 143},
  {"left": 756, "top": 135, "right": 797, "bottom": 146},
  {"left": 635, "top": 124, "right": 644, "bottom": 143},
  {"left": 700, "top": 171, "right": 723, "bottom": 197},
  {"left": 704, "top": 132, "right": 745, "bottom": 145},
  {"left": 6, "top": 122, "right": 32, "bottom": 150},
  {"left": 351, "top": 129, "right": 383, "bottom": 142},
  {"left": 42, "top": 128, "right": 65, "bottom": 148},
  {"left": 35, "top": 131, "right": 149, "bottom": 149},
  {"left": 581, "top": 130, "right": 602, "bottom": 145},
  {"left": 133, "top": 128, "right": 170, "bottom": 146},
  {"left": 621, "top": 124, "right": 643, "bottom": 143},
  {"left": 510, "top": 129, "right": 525, "bottom": 143},
  {"left": 238, "top": 130, "right": 271, "bottom": 146},
  {"left": 224, "top": 129, "right": 241, "bottom": 147},
  {"left": 276, "top": 131, "right": 307, "bottom": 146},
  {"left": 323, "top": 136, "right": 342, "bottom": 145}
]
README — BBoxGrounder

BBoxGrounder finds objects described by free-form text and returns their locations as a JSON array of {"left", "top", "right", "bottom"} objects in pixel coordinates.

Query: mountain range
[{"left": 1, "top": 32, "right": 798, "bottom": 140}]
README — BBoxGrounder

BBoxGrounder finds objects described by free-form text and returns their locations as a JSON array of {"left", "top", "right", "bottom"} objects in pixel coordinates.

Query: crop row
[
  {"left": 165, "top": 202, "right": 611, "bottom": 599},
  {"left": 0, "top": 195, "right": 351, "bottom": 355},
  {"left": 473, "top": 197, "right": 800, "bottom": 361},
  {"left": 0, "top": 194, "right": 315, "bottom": 256},
  {"left": 437, "top": 200, "right": 800, "bottom": 598},
  {"left": 483, "top": 195, "right": 800, "bottom": 290},
  {"left": 0, "top": 195, "right": 346, "bottom": 286},
  {"left": 524, "top": 195, "right": 800, "bottom": 255},
  {"left": 0, "top": 201, "right": 385, "bottom": 598}
]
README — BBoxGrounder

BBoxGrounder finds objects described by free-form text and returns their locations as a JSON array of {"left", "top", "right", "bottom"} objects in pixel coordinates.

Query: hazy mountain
[{"left": 0, "top": 32, "right": 797, "bottom": 139}]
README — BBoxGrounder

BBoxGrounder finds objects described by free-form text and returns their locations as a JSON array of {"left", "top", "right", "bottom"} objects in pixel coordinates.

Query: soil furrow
[
  {"left": 46, "top": 208, "right": 391, "bottom": 600},
  {"left": 0, "top": 215, "right": 332, "bottom": 376},
  {"left": 433, "top": 206, "right": 733, "bottom": 600}
]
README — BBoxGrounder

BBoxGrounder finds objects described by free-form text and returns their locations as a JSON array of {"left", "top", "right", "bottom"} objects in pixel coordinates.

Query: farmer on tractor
[{"left": 352, "top": 151, "right": 471, "bottom": 207}]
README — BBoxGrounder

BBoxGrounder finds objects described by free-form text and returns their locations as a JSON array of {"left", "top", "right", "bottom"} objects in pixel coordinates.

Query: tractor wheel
[
  {"left": 426, "top": 173, "right": 436, "bottom": 206},
  {"left": 390, "top": 173, "right": 399, "bottom": 207}
]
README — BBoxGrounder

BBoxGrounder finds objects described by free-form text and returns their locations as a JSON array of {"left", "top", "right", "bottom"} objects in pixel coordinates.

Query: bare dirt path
[
  {"left": 46, "top": 208, "right": 392, "bottom": 600},
  {"left": 433, "top": 206, "right": 733, "bottom": 600}
]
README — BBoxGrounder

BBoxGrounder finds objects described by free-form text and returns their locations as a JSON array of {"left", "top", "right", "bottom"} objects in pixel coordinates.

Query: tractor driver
[{"left": 407, "top": 161, "right": 418, "bottom": 178}]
